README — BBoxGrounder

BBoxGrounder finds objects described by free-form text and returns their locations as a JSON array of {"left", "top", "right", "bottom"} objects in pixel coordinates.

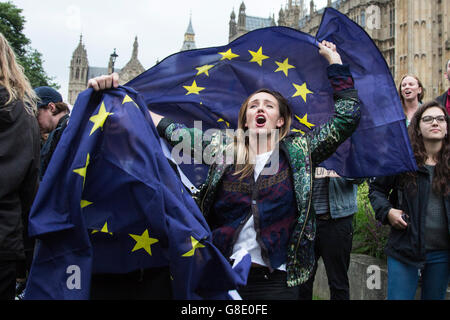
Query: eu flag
[
  {"left": 127, "top": 8, "right": 417, "bottom": 186},
  {"left": 25, "top": 87, "right": 250, "bottom": 299}
]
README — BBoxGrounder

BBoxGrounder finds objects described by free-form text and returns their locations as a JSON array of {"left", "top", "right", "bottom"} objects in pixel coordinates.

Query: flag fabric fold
[
  {"left": 316, "top": 8, "right": 417, "bottom": 177},
  {"left": 25, "top": 87, "right": 250, "bottom": 300}
]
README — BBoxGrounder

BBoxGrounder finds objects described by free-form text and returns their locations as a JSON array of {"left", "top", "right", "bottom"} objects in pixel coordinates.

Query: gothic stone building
[
  {"left": 68, "top": 36, "right": 145, "bottom": 105},
  {"left": 229, "top": 0, "right": 450, "bottom": 100},
  {"left": 68, "top": 17, "right": 198, "bottom": 105}
]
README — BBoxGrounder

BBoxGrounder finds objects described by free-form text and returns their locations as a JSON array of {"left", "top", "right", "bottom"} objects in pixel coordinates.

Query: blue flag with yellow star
[
  {"left": 127, "top": 8, "right": 416, "bottom": 185},
  {"left": 25, "top": 87, "right": 250, "bottom": 300}
]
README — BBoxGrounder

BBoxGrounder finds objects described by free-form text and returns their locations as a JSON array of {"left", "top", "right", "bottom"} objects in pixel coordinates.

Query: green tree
[{"left": 0, "top": 1, "right": 59, "bottom": 89}]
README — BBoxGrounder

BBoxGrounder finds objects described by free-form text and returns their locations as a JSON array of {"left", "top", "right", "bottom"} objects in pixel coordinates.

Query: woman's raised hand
[
  {"left": 318, "top": 40, "right": 343, "bottom": 65},
  {"left": 87, "top": 72, "right": 119, "bottom": 91}
]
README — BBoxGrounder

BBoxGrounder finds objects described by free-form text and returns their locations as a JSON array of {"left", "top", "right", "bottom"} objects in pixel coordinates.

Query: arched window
[
  {"left": 360, "top": 10, "right": 365, "bottom": 27},
  {"left": 76, "top": 68, "right": 80, "bottom": 80}
]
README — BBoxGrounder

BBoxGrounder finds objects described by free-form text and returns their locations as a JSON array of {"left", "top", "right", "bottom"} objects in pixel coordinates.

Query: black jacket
[
  {"left": 0, "top": 86, "right": 40, "bottom": 260},
  {"left": 369, "top": 167, "right": 450, "bottom": 268},
  {"left": 39, "top": 113, "right": 69, "bottom": 180},
  {"left": 435, "top": 90, "right": 448, "bottom": 108}
]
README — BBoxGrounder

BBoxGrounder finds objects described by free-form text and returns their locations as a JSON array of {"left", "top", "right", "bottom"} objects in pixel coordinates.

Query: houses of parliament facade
[{"left": 68, "top": 0, "right": 449, "bottom": 105}]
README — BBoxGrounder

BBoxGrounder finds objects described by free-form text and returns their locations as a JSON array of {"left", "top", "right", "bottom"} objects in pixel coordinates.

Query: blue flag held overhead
[{"left": 128, "top": 7, "right": 417, "bottom": 185}]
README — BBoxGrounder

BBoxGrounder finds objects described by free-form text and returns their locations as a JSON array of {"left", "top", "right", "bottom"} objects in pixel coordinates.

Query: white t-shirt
[{"left": 230, "top": 151, "right": 286, "bottom": 271}]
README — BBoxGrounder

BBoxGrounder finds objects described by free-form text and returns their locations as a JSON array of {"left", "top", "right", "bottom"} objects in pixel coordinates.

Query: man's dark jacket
[
  {"left": 435, "top": 90, "right": 448, "bottom": 109},
  {"left": 39, "top": 113, "right": 69, "bottom": 180}
]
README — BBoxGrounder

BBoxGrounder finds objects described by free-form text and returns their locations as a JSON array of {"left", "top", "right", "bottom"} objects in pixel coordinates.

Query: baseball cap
[{"left": 34, "top": 86, "right": 63, "bottom": 108}]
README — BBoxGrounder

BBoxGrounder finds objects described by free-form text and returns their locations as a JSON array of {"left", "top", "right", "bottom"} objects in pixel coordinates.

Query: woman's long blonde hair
[
  {"left": 231, "top": 88, "right": 292, "bottom": 180},
  {"left": 0, "top": 32, "right": 37, "bottom": 114}
]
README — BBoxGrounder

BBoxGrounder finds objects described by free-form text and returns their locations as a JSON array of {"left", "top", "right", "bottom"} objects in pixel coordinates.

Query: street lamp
[{"left": 110, "top": 48, "right": 118, "bottom": 73}]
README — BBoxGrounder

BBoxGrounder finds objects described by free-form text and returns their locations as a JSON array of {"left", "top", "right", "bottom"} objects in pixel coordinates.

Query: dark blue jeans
[{"left": 387, "top": 250, "right": 449, "bottom": 300}]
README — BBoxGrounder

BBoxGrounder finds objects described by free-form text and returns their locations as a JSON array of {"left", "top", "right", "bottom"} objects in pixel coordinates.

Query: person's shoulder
[{"left": 434, "top": 91, "right": 447, "bottom": 104}]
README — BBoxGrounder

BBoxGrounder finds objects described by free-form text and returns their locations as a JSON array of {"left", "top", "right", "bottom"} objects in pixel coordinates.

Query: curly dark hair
[{"left": 406, "top": 100, "right": 449, "bottom": 195}]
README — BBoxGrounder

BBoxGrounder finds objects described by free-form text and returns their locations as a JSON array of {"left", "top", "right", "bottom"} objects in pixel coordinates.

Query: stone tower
[
  {"left": 237, "top": 2, "right": 247, "bottom": 34},
  {"left": 229, "top": 9, "right": 237, "bottom": 42},
  {"left": 68, "top": 35, "right": 89, "bottom": 105},
  {"left": 283, "top": 0, "right": 306, "bottom": 28},
  {"left": 181, "top": 15, "right": 196, "bottom": 51},
  {"left": 119, "top": 36, "right": 145, "bottom": 84},
  {"left": 395, "top": 0, "right": 450, "bottom": 98}
]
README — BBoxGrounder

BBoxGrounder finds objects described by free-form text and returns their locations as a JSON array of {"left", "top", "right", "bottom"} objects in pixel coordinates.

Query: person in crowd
[
  {"left": 14, "top": 87, "right": 69, "bottom": 300},
  {"left": 0, "top": 32, "right": 40, "bottom": 300},
  {"left": 88, "top": 40, "right": 361, "bottom": 300},
  {"left": 435, "top": 59, "right": 450, "bottom": 115},
  {"left": 369, "top": 101, "right": 449, "bottom": 300},
  {"left": 398, "top": 74, "right": 425, "bottom": 126},
  {"left": 298, "top": 170, "right": 364, "bottom": 300},
  {"left": 34, "top": 86, "right": 70, "bottom": 180}
]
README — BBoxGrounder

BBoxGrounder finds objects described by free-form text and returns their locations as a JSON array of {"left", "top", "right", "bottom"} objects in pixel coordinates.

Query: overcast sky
[{"left": 10, "top": 0, "right": 327, "bottom": 102}]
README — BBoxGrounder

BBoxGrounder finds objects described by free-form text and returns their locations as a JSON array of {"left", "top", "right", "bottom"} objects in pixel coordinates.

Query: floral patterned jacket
[{"left": 157, "top": 64, "right": 361, "bottom": 286}]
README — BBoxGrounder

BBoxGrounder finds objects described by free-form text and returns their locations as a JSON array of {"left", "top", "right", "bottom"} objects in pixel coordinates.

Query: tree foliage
[{"left": 0, "top": 1, "right": 59, "bottom": 89}]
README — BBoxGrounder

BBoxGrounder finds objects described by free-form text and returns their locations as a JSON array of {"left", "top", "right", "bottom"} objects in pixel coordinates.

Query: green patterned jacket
[{"left": 157, "top": 64, "right": 361, "bottom": 286}]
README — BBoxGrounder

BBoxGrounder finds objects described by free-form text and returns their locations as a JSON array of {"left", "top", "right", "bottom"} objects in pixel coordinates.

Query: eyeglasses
[{"left": 421, "top": 115, "right": 446, "bottom": 124}]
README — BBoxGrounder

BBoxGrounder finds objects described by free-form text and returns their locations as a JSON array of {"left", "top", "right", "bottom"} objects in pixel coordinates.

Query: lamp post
[{"left": 110, "top": 48, "right": 118, "bottom": 73}]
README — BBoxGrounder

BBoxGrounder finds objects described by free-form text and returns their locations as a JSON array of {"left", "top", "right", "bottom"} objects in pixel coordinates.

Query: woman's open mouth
[{"left": 255, "top": 115, "right": 266, "bottom": 127}]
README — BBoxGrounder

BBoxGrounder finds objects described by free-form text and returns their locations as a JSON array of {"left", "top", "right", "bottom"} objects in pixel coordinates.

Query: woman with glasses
[{"left": 369, "top": 101, "right": 449, "bottom": 300}]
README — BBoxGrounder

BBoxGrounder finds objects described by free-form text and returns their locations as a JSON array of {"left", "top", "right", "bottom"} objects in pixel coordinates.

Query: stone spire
[
  {"left": 278, "top": 7, "right": 286, "bottom": 26},
  {"left": 132, "top": 36, "right": 138, "bottom": 60},
  {"left": 68, "top": 34, "right": 89, "bottom": 105},
  {"left": 181, "top": 14, "right": 196, "bottom": 51},
  {"left": 229, "top": 8, "right": 237, "bottom": 41},
  {"left": 118, "top": 36, "right": 145, "bottom": 84},
  {"left": 238, "top": 1, "right": 246, "bottom": 32}
]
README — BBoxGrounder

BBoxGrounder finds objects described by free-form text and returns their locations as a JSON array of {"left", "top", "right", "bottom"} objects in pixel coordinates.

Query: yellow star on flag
[
  {"left": 248, "top": 47, "right": 269, "bottom": 66},
  {"left": 92, "top": 222, "right": 112, "bottom": 235},
  {"left": 122, "top": 95, "right": 139, "bottom": 108},
  {"left": 291, "top": 128, "right": 305, "bottom": 135},
  {"left": 292, "top": 82, "right": 313, "bottom": 102},
  {"left": 295, "top": 113, "right": 315, "bottom": 129},
  {"left": 274, "top": 58, "right": 295, "bottom": 77},
  {"left": 195, "top": 64, "right": 214, "bottom": 77},
  {"left": 89, "top": 102, "right": 114, "bottom": 136},
  {"left": 182, "top": 236, "right": 205, "bottom": 257},
  {"left": 73, "top": 153, "right": 90, "bottom": 188},
  {"left": 217, "top": 118, "right": 230, "bottom": 127},
  {"left": 218, "top": 49, "right": 239, "bottom": 61},
  {"left": 183, "top": 80, "right": 205, "bottom": 95},
  {"left": 80, "top": 200, "right": 93, "bottom": 208},
  {"left": 129, "top": 229, "right": 159, "bottom": 256}
]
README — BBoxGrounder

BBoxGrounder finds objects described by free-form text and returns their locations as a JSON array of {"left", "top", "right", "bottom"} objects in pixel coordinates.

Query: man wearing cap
[{"left": 34, "top": 86, "right": 70, "bottom": 180}]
